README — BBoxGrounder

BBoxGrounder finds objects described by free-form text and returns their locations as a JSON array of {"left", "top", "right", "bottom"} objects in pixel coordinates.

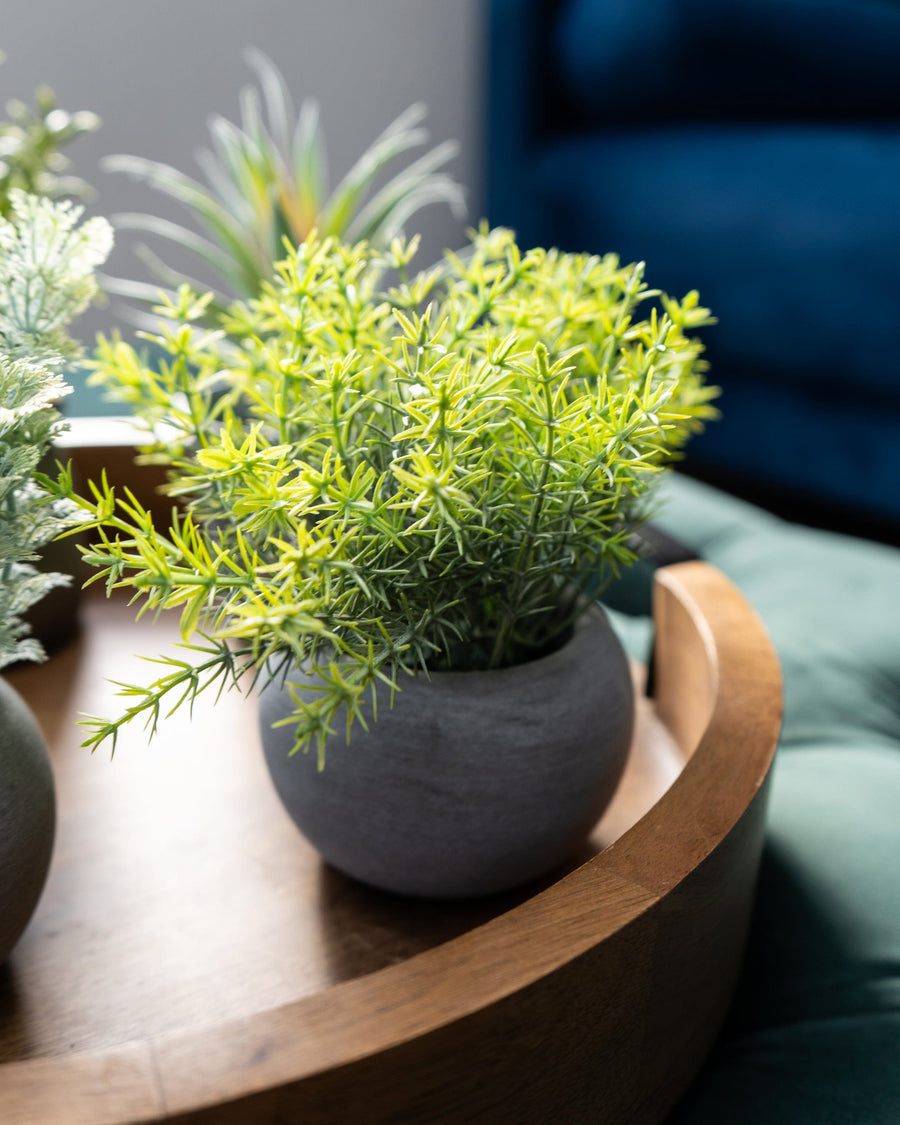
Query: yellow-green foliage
[{"left": 63, "top": 226, "right": 717, "bottom": 762}]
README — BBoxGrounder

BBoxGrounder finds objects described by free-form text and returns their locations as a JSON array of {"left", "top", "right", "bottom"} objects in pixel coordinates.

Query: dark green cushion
[
  {"left": 652, "top": 475, "right": 900, "bottom": 752},
  {"left": 616, "top": 475, "right": 900, "bottom": 1123}
]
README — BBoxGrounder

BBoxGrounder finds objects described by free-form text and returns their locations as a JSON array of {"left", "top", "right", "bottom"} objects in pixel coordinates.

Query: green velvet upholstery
[{"left": 608, "top": 474, "right": 900, "bottom": 1122}]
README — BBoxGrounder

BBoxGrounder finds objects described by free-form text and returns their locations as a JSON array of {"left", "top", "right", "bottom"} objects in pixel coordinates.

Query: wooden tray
[{"left": 0, "top": 560, "right": 781, "bottom": 1124}]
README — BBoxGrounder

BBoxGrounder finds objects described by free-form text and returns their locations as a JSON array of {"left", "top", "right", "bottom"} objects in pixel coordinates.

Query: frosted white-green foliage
[
  {"left": 0, "top": 190, "right": 112, "bottom": 668},
  {"left": 0, "top": 190, "right": 113, "bottom": 360}
]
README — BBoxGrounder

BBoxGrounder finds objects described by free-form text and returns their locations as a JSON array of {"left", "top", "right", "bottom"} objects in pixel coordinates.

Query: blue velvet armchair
[{"left": 488, "top": 0, "right": 900, "bottom": 525}]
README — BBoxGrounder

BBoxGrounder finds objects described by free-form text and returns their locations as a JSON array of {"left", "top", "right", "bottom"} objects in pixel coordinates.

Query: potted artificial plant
[
  {"left": 58, "top": 225, "right": 717, "bottom": 898},
  {"left": 0, "top": 189, "right": 111, "bottom": 960}
]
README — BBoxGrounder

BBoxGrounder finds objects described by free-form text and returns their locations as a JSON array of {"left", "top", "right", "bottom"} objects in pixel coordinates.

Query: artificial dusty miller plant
[
  {"left": 61, "top": 226, "right": 717, "bottom": 761},
  {"left": 104, "top": 50, "right": 464, "bottom": 315},
  {"left": 0, "top": 189, "right": 112, "bottom": 667}
]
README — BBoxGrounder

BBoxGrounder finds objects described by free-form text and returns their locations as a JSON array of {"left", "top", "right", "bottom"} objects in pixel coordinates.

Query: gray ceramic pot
[
  {"left": 0, "top": 676, "right": 55, "bottom": 963},
  {"left": 258, "top": 605, "right": 633, "bottom": 899}
]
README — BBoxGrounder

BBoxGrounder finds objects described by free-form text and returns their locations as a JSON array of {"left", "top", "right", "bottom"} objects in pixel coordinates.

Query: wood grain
[{"left": 0, "top": 430, "right": 783, "bottom": 1123}]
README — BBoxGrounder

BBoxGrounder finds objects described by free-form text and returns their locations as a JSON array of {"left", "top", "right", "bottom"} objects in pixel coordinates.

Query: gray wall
[{"left": 1, "top": 0, "right": 485, "bottom": 411}]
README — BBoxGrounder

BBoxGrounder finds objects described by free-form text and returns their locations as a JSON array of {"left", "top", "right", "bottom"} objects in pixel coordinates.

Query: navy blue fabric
[
  {"left": 554, "top": 0, "right": 900, "bottom": 124},
  {"left": 487, "top": 0, "right": 900, "bottom": 521},
  {"left": 519, "top": 127, "right": 900, "bottom": 513},
  {"left": 682, "top": 378, "right": 900, "bottom": 516},
  {"left": 530, "top": 128, "right": 900, "bottom": 400}
]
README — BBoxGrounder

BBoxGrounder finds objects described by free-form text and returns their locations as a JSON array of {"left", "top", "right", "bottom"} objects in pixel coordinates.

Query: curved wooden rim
[{"left": 1, "top": 559, "right": 783, "bottom": 1124}]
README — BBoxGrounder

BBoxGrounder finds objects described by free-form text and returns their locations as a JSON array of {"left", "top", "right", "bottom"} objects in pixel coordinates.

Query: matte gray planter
[
  {"left": 258, "top": 605, "right": 633, "bottom": 899},
  {"left": 0, "top": 676, "right": 55, "bottom": 963}
]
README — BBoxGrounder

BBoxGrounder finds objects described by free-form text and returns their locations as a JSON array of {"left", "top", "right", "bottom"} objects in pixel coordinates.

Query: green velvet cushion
[
  {"left": 652, "top": 475, "right": 900, "bottom": 751},
  {"left": 617, "top": 475, "right": 900, "bottom": 1123}
]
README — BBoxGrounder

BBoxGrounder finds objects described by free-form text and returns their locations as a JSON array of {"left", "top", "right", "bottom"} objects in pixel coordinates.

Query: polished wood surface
[{"left": 0, "top": 550, "right": 782, "bottom": 1123}]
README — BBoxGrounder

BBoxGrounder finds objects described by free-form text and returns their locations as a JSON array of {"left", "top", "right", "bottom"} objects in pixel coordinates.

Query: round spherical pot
[
  {"left": 258, "top": 605, "right": 633, "bottom": 899},
  {"left": 0, "top": 676, "right": 55, "bottom": 963}
]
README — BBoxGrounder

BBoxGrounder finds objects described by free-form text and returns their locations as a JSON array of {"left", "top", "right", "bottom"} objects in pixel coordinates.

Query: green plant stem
[
  {"left": 488, "top": 350, "right": 556, "bottom": 669},
  {"left": 83, "top": 643, "right": 257, "bottom": 754}
]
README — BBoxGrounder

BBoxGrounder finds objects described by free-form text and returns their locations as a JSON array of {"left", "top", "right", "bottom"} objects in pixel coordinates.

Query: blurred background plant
[
  {"left": 103, "top": 49, "right": 465, "bottom": 318},
  {"left": 0, "top": 50, "right": 100, "bottom": 218},
  {"left": 0, "top": 189, "right": 111, "bottom": 666}
]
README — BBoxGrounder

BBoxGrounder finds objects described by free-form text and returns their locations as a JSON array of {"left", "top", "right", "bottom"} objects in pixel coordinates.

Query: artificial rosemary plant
[
  {"left": 0, "top": 189, "right": 111, "bottom": 666},
  {"left": 104, "top": 50, "right": 464, "bottom": 315},
  {"left": 60, "top": 226, "right": 717, "bottom": 761}
]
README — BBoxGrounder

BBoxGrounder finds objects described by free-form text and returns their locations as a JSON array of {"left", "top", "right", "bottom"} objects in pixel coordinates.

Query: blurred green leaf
[{"left": 104, "top": 51, "right": 464, "bottom": 312}]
